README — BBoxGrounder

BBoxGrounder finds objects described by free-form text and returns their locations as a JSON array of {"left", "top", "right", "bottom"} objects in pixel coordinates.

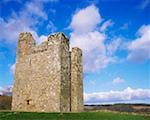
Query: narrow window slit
[{"left": 26, "top": 99, "right": 31, "bottom": 105}]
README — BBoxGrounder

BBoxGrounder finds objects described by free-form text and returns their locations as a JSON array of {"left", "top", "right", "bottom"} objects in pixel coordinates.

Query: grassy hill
[
  {"left": 0, "top": 111, "right": 149, "bottom": 120},
  {"left": 85, "top": 104, "right": 150, "bottom": 114}
]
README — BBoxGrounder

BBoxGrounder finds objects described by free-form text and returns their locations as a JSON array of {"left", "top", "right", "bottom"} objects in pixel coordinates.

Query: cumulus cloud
[
  {"left": 84, "top": 87, "right": 150, "bottom": 104},
  {"left": 106, "top": 38, "right": 122, "bottom": 56},
  {"left": 127, "top": 25, "right": 150, "bottom": 62},
  {"left": 112, "top": 77, "right": 125, "bottom": 84},
  {"left": 71, "top": 31, "right": 105, "bottom": 53},
  {"left": 0, "top": 86, "right": 12, "bottom": 96},
  {"left": 25, "top": 1, "right": 48, "bottom": 20},
  {"left": 0, "top": 0, "right": 55, "bottom": 44},
  {"left": 70, "top": 5, "right": 101, "bottom": 34},
  {"left": 70, "top": 5, "right": 120, "bottom": 72}
]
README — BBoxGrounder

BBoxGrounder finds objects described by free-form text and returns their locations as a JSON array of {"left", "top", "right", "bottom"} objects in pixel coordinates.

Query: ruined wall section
[
  {"left": 12, "top": 32, "right": 36, "bottom": 111},
  {"left": 59, "top": 35, "right": 71, "bottom": 112},
  {"left": 12, "top": 32, "right": 71, "bottom": 112},
  {"left": 17, "top": 32, "right": 35, "bottom": 57},
  {"left": 71, "top": 47, "right": 83, "bottom": 112}
]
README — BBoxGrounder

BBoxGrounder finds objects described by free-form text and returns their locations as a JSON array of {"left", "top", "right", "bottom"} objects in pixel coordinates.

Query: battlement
[
  {"left": 18, "top": 32, "right": 70, "bottom": 56},
  {"left": 19, "top": 32, "right": 33, "bottom": 40},
  {"left": 72, "top": 47, "right": 82, "bottom": 53},
  {"left": 19, "top": 32, "right": 69, "bottom": 43},
  {"left": 48, "top": 32, "right": 69, "bottom": 41}
]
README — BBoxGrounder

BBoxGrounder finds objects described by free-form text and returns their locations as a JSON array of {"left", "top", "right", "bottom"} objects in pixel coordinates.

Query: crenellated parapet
[
  {"left": 47, "top": 32, "right": 70, "bottom": 51},
  {"left": 48, "top": 32, "right": 69, "bottom": 41},
  {"left": 17, "top": 32, "right": 70, "bottom": 56}
]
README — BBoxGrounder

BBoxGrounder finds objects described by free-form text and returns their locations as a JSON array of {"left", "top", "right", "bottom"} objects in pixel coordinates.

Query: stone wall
[
  {"left": 12, "top": 32, "right": 83, "bottom": 112},
  {"left": 71, "top": 47, "right": 83, "bottom": 112}
]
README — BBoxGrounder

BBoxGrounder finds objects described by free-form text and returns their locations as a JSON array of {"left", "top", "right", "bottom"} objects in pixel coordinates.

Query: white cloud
[
  {"left": 25, "top": 1, "right": 48, "bottom": 20},
  {"left": 100, "top": 20, "right": 113, "bottom": 31},
  {"left": 0, "top": 0, "right": 56, "bottom": 44},
  {"left": 106, "top": 38, "right": 122, "bottom": 56},
  {"left": 0, "top": 87, "right": 2, "bottom": 95},
  {"left": 84, "top": 87, "right": 150, "bottom": 104},
  {"left": 10, "top": 63, "right": 16, "bottom": 74},
  {"left": 71, "top": 31, "right": 105, "bottom": 53},
  {"left": 70, "top": 5, "right": 120, "bottom": 72},
  {"left": 70, "top": 5, "right": 101, "bottom": 34},
  {"left": 70, "top": 30, "right": 117, "bottom": 72},
  {"left": 112, "top": 77, "right": 125, "bottom": 84},
  {"left": 0, "top": 86, "right": 12, "bottom": 96},
  {"left": 127, "top": 25, "right": 150, "bottom": 62},
  {"left": 29, "top": 31, "right": 48, "bottom": 45}
]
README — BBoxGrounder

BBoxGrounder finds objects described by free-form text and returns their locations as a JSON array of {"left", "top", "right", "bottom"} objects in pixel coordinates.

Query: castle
[{"left": 11, "top": 32, "right": 83, "bottom": 112}]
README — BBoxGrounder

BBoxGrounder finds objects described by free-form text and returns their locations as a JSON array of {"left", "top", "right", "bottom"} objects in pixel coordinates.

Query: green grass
[{"left": 0, "top": 111, "right": 149, "bottom": 120}]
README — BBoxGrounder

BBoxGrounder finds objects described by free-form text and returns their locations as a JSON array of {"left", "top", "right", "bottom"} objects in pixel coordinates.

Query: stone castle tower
[{"left": 11, "top": 32, "right": 83, "bottom": 112}]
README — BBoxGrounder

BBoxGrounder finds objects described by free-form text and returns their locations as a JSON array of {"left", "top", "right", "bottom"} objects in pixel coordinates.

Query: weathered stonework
[
  {"left": 71, "top": 48, "right": 83, "bottom": 112},
  {"left": 11, "top": 32, "right": 83, "bottom": 112}
]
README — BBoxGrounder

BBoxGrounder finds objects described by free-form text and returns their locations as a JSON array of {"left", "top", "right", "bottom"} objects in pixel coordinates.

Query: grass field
[{"left": 0, "top": 111, "right": 149, "bottom": 120}]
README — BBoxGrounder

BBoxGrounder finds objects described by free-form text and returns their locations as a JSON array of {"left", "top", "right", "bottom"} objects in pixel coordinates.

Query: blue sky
[{"left": 0, "top": 0, "right": 150, "bottom": 104}]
